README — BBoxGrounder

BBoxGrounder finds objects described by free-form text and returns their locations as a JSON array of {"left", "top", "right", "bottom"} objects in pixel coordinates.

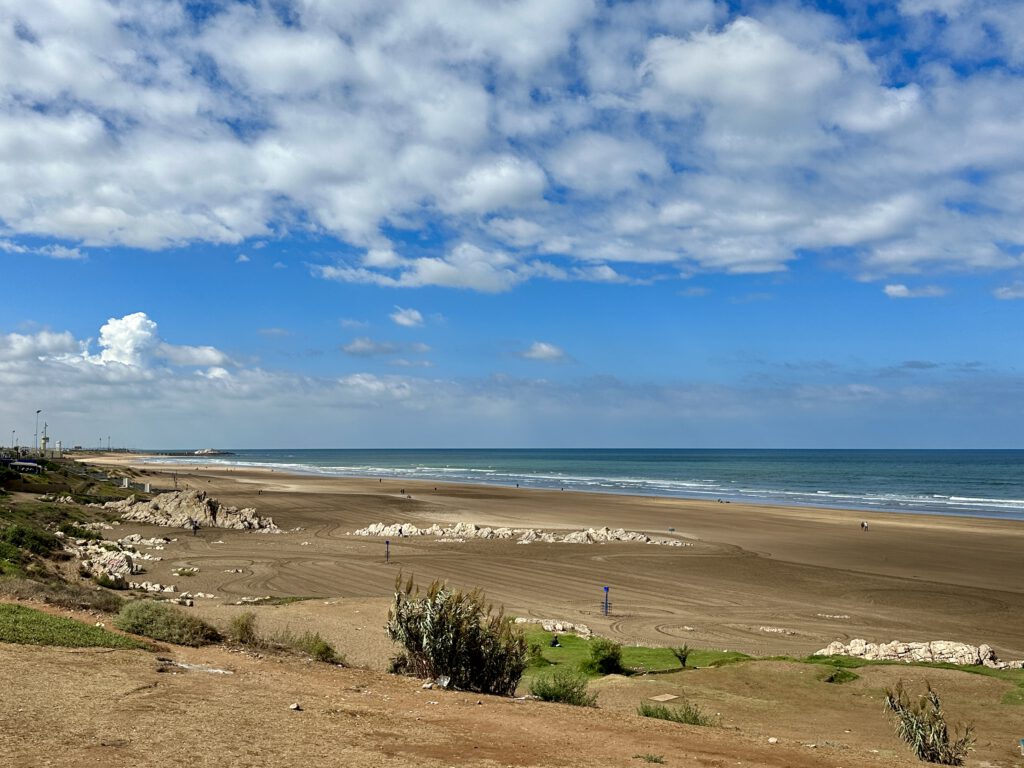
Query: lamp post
[{"left": 34, "top": 409, "right": 41, "bottom": 452}]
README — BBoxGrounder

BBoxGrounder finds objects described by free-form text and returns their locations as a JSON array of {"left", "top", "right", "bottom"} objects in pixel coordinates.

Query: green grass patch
[
  {"left": 638, "top": 700, "right": 719, "bottom": 727},
  {"left": 519, "top": 628, "right": 749, "bottom": 680},
  {"left": 0, "top": 603, "right": 145, "bottom": 649}
]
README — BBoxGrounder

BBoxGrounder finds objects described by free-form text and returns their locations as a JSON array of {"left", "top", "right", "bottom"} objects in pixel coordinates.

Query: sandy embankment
[{"left": 84, "top": 455, "right": 1024, "bottom": 661}]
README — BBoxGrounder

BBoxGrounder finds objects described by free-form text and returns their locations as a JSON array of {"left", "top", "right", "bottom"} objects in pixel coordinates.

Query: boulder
[{"left": 116, "top": 490, "right": 278, "bottom": 532}]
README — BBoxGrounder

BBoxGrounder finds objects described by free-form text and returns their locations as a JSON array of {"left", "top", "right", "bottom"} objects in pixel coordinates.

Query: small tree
[
  {"left": 884, "top": 682, "right": 975, "bottom": 765},
  {"left": 386, "top": 575, "right": 526, "bottom": 696},
  {"left": 584, "top": 637, "right": 624, "bottom": 675},
  {"left": 670, "top": 644, "right": 690, "bottom": 668}
]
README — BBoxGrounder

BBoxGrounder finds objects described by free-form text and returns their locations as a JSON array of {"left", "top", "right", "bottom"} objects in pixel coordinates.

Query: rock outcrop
[
  {"left": 815, "top": 639, "right": 1024, "bottom": 669},
  {"left": 513, "top": 617, "right": 592, "bottom": 638},
  {"left": 104, "top": 491, "right": 279, "bottom": 532},
  {"left": 351, "top": 522, "right": 686, "bottom": 546}
]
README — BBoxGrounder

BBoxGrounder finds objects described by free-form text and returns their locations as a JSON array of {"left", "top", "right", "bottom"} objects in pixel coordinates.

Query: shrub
[
  {"left": 115, "top": 600, "right": 221, "bottom": 646},
  {"left": 57, "top": 522, "right": 100, "bottom": 541},
  {"left": 386, "top": 576, "right": 526, "bottom": 696},
  {"left": 639, "top": 700, "right": 719, "bottom": 727},
  {"left": 583, "top": 637, "right": 624, "bottom": 675},
  {"left": 265, "top": 625, "right": 344, "bottom": 664},
  {"left": 529, "top": 668, "right": 597, "bottom": 707},
  {"left": 884, "top": 682, "right": 974, "bottom": 765},
  {"left": 229, "top": 611, "right": 261, "bottom": 646},
  {"left": 670, "top": 644, "right": 690, "bottom": 668},
  {"left": 94, "top": 573, "right": 127, "bottom": 590},
  {"left": 0, "top": 576, "right": 125, "bottom": 613},
  {"left": 1, "top": 524, "right": 61, "bottom": 556},
  {"left": 292, "top": 630, "right": 342, "bottom": 664}
]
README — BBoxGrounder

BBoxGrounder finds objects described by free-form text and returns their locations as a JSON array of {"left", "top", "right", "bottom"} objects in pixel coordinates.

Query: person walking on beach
[{"left": 191, "top": 519, "right": 199, "bottom": 536}]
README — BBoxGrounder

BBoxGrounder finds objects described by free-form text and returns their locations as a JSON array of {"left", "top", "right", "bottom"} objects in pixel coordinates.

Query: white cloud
[
  {"left": 993, "top": 281, "right": 1024, "bottom": 300},
  {"left": 521, "top": 341, "right": 567, "bottom": 361},
  {"left": 258, "top": 327, "right": 291, "bottom": 338},
  {"left": 0, "top": 330, "right": 78, "bottom": 361},
  {"left": 342, "top": 337, "right": 399, "bottom": 357},
  {"left": 883, "top": 284, "right": 948, "bottom": 299},
  {"left": 236, "top": 254, "right": 250, "bottom": 263},
  {"left": 0, "top": 1, "right": 1023, "bottom": 289},
  {"left": 390, "top": 307, "right": 424, "bottom": 327},
  {"left": 87, "top": 311, "right": 233, "bottom": 368},
  {"left": 0, "top": 239, "right": 85, "bottom": 260}
]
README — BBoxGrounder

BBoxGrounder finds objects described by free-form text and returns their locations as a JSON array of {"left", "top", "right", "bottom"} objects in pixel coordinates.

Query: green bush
[
  {"left": 583, "top": 637, "right": 624, "bottom": 675},
  {"left": 1, "top": 524, "right": 61, "bottom": 556},
  {"left": 639, "top": 700, "right": 719, "bottom": 726},
  {"left": 884, "top": 682, "right": 974, "bottom": 765},
  {"left": 820, "top": 667, "right": 859, "bottom": 684},
  {"left": 229, "top": 611, "right": 261, "bottom": 646},
  {"left": 0, "top": 577, "right": 124, "bottom": 613},
  {"left": 57, "top": 522, "right": 100, "bottom": 541},
  {"left": 115, "top": 600, "right": 221, "bottom": 646},
  {"left": 0, "top": 540, "right": 25, "bottom": 565},
  {"left": 529, "top": 668, "right": 597, "bottom": 706},
  {"left": 293, "top": 631, "right": 342, "bottom": 664},
  {"left": 386, "top": 576, "right": 526, "bottom": 696}
]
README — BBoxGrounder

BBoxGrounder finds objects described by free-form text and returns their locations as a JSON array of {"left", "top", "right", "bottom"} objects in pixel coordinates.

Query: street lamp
[{"left": 34, "top": 409, "right": 41, "bottom": 452}]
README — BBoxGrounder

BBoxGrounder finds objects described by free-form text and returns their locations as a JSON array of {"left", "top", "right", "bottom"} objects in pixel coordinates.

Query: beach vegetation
[
  {"left": 633, "top": 754, "right": 666, "bottom": 764},
  {"left": 0, "top": 576, "right": 125, "bottom": 613},
  {"left": 386, "top": 575, "right": 527, "bottom": 696},
  {"left": 638, "top": 700, "right": 719, "bottom": 727},
  {"left": 581, "top": 637, "right": 624, "bottom": 675},
  {"left": 0, "top": 603, "right": 145, "bottom": 649},
  {"left": 884, "top": 682, "right": 974, "bottom": 765},
  {"left": 529, "top": 668, "right": 597, "bottom": 706},
  {"left": 115, "top": 600, "right": 221, "bottom": 646},
  {"left": 670, "top": 644, "right": 690, "bottom": 668},
  {"left": 228, "top": 610, "right": 344, "bottom": 664}
]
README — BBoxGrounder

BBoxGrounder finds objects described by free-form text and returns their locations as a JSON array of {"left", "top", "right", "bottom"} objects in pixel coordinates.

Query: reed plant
[
  {"left": 386, "top": 575, "right": 526, "bottom": 696},
  {"left": 883, "top": 682, "right": 974, "bottom": 765}
]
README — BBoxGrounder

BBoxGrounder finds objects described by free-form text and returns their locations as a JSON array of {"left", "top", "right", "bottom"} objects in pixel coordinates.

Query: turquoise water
[{"left": 143, "top": 449, "right": 1024, "bottom": 520}]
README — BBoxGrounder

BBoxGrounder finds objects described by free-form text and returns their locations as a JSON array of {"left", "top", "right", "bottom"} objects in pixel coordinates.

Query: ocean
[{"left": 140, "top": 448, "right": 1024, "bottom": 521}]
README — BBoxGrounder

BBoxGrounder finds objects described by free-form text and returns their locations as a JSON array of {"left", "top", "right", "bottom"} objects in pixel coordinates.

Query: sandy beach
[{"left": 87, "top": 455, "right": 1024, "bottom": 660}]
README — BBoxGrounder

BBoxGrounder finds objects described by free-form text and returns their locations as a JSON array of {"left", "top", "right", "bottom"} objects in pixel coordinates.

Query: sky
[{"left": 1, "top": 0, "right": 1023, "bottom": 449}]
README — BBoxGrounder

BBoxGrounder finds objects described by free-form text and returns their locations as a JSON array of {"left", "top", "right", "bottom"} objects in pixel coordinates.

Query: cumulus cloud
[
  {"left": 236, "top": 254, "right": 250, "bottom": 263},
  {"left": 1, "top": 1, "right": 1023, "bottom": 291},
  {"left": 87, "top": 312, "right": 233, "bottom": 368},
  {"left": 883, "top": 284, "right": 948, "bottom": 299},
  {"left": 520, "top": 341, "right": 567, "bottom": 361},
  {"left": 390, "top": 307, "right": 424, "bottom": 327}
]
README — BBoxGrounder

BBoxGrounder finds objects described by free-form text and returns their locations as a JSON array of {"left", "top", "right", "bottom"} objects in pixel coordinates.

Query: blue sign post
[
  {"left": 385, "top": 539, "right": 390, "bottom": 563},
  {"left": 603, "top": 585, "right": 610, "bottom": 616}
]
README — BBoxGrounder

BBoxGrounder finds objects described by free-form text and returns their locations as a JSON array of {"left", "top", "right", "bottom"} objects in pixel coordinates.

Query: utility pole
[{"left": 34, "top": 409, "right": 41, "bottom": 452}]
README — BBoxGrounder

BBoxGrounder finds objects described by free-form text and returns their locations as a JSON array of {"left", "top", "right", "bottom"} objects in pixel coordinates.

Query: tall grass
[
  {"left": 639, "top": 700, "right": 719, "bottom": 727},
  {"left": 884, "top": 682, "right": 974, "bottom": 765},
  {"left": 386, "top": 575, "right": 526, "bottom": 696}
]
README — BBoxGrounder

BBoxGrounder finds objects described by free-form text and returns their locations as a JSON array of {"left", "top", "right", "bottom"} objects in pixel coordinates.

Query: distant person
[{"left": 191, "top": 520, "right": 199, "bottom": 536}]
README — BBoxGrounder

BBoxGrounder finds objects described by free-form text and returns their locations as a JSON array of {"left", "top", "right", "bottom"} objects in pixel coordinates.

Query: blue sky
[{"left": 1, "top": 0, "right": 1022, "bottom": 448}]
